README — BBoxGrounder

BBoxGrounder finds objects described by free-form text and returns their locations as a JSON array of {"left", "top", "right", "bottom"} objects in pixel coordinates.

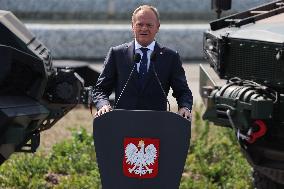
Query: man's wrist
[
  {"left": 96, "top": 100, "right": 111, "bottom": 110},
  {"left": 101, "top": 104, "right": 112, "bottom": 109}
]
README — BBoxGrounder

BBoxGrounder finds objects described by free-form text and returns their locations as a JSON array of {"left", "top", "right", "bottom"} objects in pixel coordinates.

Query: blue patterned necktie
[{"left": 139, "top": 48, "right": 149, "bottom": 81}]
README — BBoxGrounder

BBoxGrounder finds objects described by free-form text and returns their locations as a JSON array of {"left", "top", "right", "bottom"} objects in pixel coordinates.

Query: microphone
[
  {"left": 134, "top": 53, "right": 141, "bottom": 64},
  {"left": 114, "top": 53, "right": 141, "bottom": 109},
  {"left": 151, "top": 51, "right": 171, "bottom": 112}
]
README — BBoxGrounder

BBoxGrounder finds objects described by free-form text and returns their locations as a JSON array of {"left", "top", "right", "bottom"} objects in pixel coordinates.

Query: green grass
[
  {"left": 0, "top": 129, "right": 101, "bottom": 189},
  {"left": 0, "top": 110, "right": 253, "bottom": 189},
  {"left": 180, "top": 110, "right": 253, "bottom": 189}
]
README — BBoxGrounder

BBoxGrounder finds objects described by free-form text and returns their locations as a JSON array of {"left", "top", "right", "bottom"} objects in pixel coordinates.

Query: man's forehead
[
  {"left": 136, "top": 9, "right": 155, "bottom": 16},
  {"left": 134, "top": 9, "right": 157, "bottom": 21}
]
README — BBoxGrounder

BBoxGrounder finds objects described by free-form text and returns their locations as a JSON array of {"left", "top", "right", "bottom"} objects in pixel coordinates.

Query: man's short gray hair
[{"left": 132, "top": 5, "right": 160, "bottom": 23}]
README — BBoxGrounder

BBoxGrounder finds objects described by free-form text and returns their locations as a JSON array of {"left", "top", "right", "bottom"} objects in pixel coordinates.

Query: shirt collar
[{"left": 134, "top": 39, "right": 155, "bottom": 51}]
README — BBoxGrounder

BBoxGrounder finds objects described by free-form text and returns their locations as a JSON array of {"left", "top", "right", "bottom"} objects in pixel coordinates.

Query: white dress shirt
[{"left": 134, "top": 39, "right": 155, "bottom": 72}]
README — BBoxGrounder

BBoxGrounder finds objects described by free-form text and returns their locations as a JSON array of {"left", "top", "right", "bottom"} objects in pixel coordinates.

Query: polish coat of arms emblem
[{"left": 123, "top": 138, "right": 160, "bottom": 178}]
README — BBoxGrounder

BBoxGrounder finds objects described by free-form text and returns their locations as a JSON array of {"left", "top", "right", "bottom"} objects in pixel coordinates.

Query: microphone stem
[
  {"left": 152, "top": 65, "right": 171, "bottom": 112},
  {"left": 114, "top": 64, "right": 136, "bottom": 109}
]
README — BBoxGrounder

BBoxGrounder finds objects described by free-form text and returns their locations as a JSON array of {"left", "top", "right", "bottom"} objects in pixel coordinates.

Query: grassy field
[
  {"left": 0, "top": 106, "right": 253, "bottom": 188},
  {"left": 39, "top": 106, "right": 94, "bottom": 153}
]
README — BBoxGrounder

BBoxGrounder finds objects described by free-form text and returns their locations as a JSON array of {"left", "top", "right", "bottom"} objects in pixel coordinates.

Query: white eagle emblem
[{"left": 125, "top": 140, "right": 157, "bottom": 176}]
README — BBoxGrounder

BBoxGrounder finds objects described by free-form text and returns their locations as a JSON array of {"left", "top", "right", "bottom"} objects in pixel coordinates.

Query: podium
[{"left": 93, "top": 110, "right": 191, "bottom": 189}]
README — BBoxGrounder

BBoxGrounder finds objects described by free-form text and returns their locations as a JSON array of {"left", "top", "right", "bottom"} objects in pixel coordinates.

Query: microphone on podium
[
  {"left": 134, "top": 53, "right": 142, "bottom": 64},
  {"left": 114, "top": 53, "right": 141, "bottom": 109},
  {"left": 151, "top": 52, "right": 171, "bottom": 112}
]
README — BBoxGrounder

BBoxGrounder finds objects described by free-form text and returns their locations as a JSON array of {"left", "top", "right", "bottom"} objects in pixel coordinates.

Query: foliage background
[{"left": 0, "top": 107, "right": 253, "bottom": 189}]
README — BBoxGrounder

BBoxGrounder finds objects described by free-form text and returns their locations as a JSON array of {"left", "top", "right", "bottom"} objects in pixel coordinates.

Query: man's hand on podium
[
  {"left": 95, "top": 104, "right": 113, "bottom": 117},
  {"left": 95, "top": 105, "right": 191, "bottom": 120},
  {"left": 178, "top": 107, "right": 192, "bottom": 121}
]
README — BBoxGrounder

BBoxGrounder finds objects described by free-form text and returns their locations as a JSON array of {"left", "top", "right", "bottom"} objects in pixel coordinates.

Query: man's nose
[
  {"left": 141, "top": 25, "right": 148, "bottom": 30},
  {"left": 141, "top": 24, "right": 149, "bottom": 30}
]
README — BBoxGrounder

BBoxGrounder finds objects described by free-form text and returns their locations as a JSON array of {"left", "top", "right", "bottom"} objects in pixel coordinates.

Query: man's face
[{"left": 132, "top": 9, "right": 160, "bottom": 47}]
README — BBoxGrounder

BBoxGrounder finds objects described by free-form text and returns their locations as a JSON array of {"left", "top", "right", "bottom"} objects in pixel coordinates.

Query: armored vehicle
[
  {"left": 200, "top": 0, "right": 284, "bottom": 188},
  {"left": 0, "top": 10, "right": 98, "bottom": 165}
]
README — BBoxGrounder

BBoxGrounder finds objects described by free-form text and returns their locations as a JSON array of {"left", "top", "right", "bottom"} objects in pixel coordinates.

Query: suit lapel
[
  {"left": 125, "top": 41, "right": 134, "bottom": 66},
  {"left": 124, "top": 41, "right": 140, "bottom": 91},
  {"left": 142, "top": 42, "right": 163, "bottom": 92}
]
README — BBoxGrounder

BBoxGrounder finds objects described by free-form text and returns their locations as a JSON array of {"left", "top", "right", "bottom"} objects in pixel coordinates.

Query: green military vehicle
[
  {"left": 0, "top": 10, "right": 98, "bottom": 165},
  {"left": 201, "top": 0, "right": 284, "bottom": 188}
]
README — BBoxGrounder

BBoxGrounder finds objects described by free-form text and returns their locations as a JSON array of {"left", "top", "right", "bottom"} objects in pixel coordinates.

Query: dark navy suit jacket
[{"left": 93, "top": 41, "right": 193, "bottom": 111}]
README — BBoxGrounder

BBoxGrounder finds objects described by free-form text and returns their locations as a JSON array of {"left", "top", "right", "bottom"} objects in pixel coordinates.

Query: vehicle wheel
[{"left": 253, "top": 170, "right": 284, "bottom": 189}]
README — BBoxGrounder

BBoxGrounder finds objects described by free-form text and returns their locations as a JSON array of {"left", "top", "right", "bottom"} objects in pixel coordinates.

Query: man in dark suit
[{"left": 93, "top": 5, "right": 193, "bottom": 119}]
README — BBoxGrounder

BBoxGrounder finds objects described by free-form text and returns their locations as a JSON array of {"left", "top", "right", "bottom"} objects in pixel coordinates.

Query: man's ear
[
  {"left": 131, "top": 22, "right": 135, "bottom": 31},
  {"left": 157, "top": 23, "right": 160, "bottom": 32}
]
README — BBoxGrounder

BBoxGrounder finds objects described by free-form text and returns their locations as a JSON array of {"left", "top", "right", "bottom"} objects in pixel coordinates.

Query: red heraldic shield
[{"left": 123, "top": 138, "right": 160, "bottom": 178}]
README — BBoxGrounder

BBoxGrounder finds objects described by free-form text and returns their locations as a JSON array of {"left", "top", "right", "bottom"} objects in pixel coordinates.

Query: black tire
[{"left": 253, "top": 170, "right": 284, "bottom": 189}]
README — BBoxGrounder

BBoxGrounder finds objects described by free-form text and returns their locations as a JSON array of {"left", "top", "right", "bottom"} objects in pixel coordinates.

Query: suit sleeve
[
  {"left": 92, "top": 47, "right": 117, "bottom": 110},
  {"left": 170, "top": 52, "right": 193, "bottom": 110}
]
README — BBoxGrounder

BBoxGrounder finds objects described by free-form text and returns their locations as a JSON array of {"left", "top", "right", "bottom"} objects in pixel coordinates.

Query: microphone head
[{"left": 133, "top": 53, "right": 141, "bottom": 64}]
